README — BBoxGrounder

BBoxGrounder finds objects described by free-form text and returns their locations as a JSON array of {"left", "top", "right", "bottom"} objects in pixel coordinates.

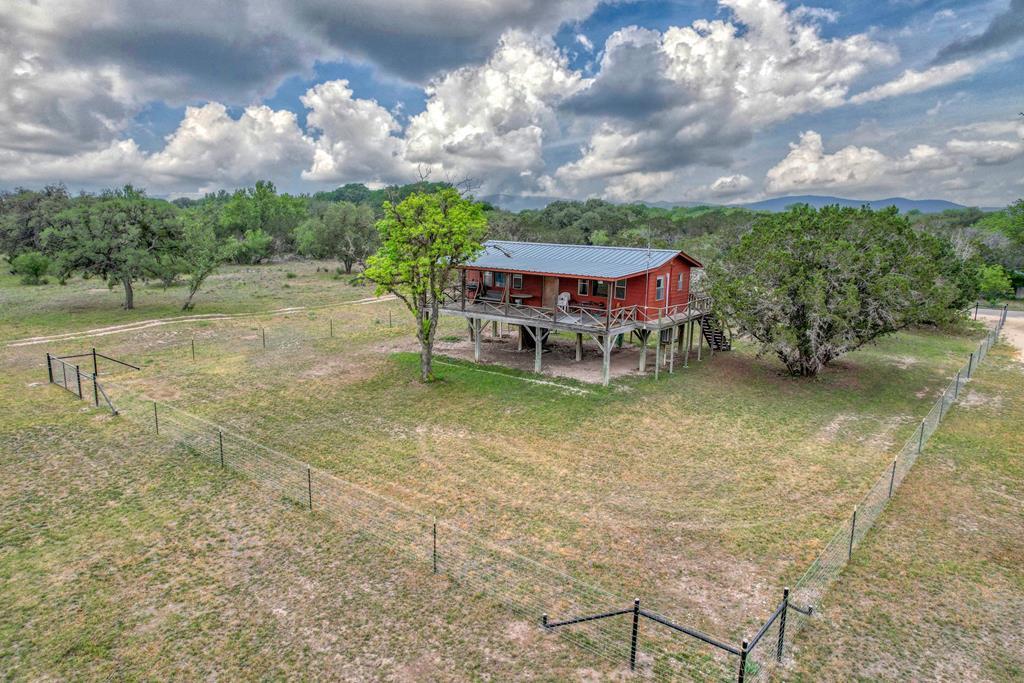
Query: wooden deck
[{"left": 440, "top": 290, "right": 713, "bottom": 336}]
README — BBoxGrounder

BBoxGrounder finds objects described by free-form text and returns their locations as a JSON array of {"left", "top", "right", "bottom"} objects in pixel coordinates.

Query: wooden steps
[{"left": 700, "top": 316, "right": 731, "bottom": 351}]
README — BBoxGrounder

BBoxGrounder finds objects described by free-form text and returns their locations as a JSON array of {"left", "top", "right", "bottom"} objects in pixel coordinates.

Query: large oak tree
[{"left": 710, "top": 205, "right": 978, "bottom": 376}]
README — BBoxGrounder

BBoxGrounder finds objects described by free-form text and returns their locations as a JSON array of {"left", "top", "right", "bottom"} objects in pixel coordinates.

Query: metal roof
[{"left": 465, "top": 240, "right": 702, "bottom": 279}]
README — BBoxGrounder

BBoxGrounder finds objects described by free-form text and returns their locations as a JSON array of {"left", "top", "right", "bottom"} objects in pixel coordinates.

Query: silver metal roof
[{"left": 466, "top": 240, "right": 701, "bottom": 279}]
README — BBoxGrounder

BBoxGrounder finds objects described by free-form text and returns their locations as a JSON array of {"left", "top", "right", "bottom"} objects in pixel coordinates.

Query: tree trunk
[
  {"left": 121, "top": 277, "right": 134, "bottom": 310},
  {"left": 343, "top": 259, "right": 354, "bottom": 274},
  {"left": 182, "top": 285, "right": 198, "bottom": 311}
]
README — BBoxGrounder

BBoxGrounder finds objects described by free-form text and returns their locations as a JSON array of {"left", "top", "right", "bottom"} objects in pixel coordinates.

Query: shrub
[
  {"left": 11, "top": 251, "right": 51, "bottom": 285},
  {"left": 286, "top": 271, "right": 297, "bottom": 279},
  {"left": 224, "top": 229, "right": 273, "bottom": 265}
]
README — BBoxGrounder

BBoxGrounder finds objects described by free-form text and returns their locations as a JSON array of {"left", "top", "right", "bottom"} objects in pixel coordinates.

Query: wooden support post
[
  {"left": 654, "top": 334, "right": 662, "bottom": 379},
  {"left": 638, "top": 331, "right": 648, "bottom": 372},
  {"left": 687, "top": 318, "right": 695, "bottom": 362},
  {"left": 601, "top": 335, "right": 612, "bottom": 387},
  {"left": 517, "top": 325, "right": 524, "bottom": 351},
  {"left": 492, "top": 320, "right": 499, "bottom": 338},
  {"left": 534, "top": 328, "right": 543, "bottom": 374},
  {"left": 668, "top": 326, "right": 676, "bottom": 373},
  {"left": 575, "top": 333, "right": 583, "bottom": 361},
  {"left": 696, "top": 318, "right": 702, "bottom": 362},
  {"left": 683, "top": 321, "right": 690, "bottom": 368},
  {"left": 473, "top": 318, "right": 482, "bottom": 362}
]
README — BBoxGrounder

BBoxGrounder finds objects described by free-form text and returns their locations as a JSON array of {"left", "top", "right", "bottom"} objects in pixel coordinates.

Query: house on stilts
[{"left": 440, "top": 240, "right": 730, "bottom": 385}]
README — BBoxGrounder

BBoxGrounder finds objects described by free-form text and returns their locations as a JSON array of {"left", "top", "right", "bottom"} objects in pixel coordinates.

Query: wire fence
[
  {"left": 747, "top": 306, "right": 1009, "bottom": 680},
  {"left": 40, "top": 306, "right": 1008, "bottom": 680}
]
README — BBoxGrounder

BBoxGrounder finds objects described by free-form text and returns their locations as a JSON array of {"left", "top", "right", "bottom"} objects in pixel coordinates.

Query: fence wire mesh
[{"left": 41, "top": 305, "right": 1007, "bottom": 682}]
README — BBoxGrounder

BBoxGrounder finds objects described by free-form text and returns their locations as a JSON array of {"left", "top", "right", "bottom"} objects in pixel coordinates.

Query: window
[
  {"left": 677, "top": 273, "right": 685, "bottom": 291},
  {"left": 593, "top": 280, "right": 609, "bottom": 298},
  {"left": 512, "top": 273, "right": 523, "bottom": 290},
  {"left": 655, "top": 276, "right": 665, "bottom": 301},
  {"left": 614, "top": 280, "right": 626, "bottom": 300},
  {"left": 577, "top": 279, "right": 589, "bottom": 296},
  {"left": 494, "top": 272, "right": 507, "bottom": 288},
  {"left": 483, "top": 271, "right": 493, "bottom": 287}
]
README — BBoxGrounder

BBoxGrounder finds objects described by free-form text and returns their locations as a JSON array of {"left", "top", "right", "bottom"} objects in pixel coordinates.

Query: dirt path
[
  {"left": 4, "top": 295, "right": 396, "bottom": 348},
  {"left": 980, "top": 311, "right": 1024, "bottom": 359}
]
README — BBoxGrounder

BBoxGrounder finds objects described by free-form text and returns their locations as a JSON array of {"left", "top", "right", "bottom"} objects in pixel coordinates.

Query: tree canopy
[
  {"left": 363, "top": 189, "right": 488, "bottom": 381},
  {"left": 295, "top": 201, "right": 377, "bottom": 272},
  {"left": 710, "top": 205, "right": 978, "bottom": 377}
]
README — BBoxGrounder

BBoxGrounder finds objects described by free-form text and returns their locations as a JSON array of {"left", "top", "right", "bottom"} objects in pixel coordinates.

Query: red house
[{"left": 440, "top": 240, "right": 726, "bottom": 385}]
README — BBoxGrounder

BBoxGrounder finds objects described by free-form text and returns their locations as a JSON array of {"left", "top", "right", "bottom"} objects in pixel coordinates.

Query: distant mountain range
[
  {"left": 730, "top": 195, "right": 968, "bottom": 213},
  {"left": 482, "top": 193, "right": 972, "bottom": 214}
]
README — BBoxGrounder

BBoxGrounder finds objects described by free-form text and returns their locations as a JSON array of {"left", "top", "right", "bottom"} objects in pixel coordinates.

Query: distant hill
[
  {"left": 732, "top": 195, "right": 969, "bottom": 213},
  {"left": 482, "top": 192, "right": 972, "bottom": 214}
]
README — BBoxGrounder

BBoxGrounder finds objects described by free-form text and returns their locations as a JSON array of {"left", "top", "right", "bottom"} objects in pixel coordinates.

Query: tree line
[{"left": 2, "top": 179, "right": 1021, "bottom": 379}]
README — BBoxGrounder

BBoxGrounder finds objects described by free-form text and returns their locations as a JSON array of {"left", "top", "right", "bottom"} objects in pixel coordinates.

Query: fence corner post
[
  {"left": 630, "top": 598, "right": 640, "bottom": 671},
  {"left": 848, "top": 505, "right": 858, "bottom": 561},
  {"left": 888, "top": 456, "right": 897, "bottom": 498},
  {"left": 776, "top": 587, "right": 789, "bottom": 663},
  {"left": 737, "top": 639, "right": 749, "bottom": 683},
  {"left": 91, "top": 347, "right": 98, "bottom": 376},
  {"left": 306, "top": 465, "right": 313, "bottom": 510},
  {"left": 46, "top": 353, "right": 53, "bottom": 383}
]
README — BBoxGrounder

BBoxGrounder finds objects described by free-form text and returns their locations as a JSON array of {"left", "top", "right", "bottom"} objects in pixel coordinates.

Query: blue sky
[{"left": 1, "top": 0, "right": 1021, "bottom": 206}]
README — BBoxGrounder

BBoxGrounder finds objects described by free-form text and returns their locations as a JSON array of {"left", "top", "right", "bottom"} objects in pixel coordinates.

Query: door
[{"left": 542, "top": 276, "right": 559, "bottom": 308}]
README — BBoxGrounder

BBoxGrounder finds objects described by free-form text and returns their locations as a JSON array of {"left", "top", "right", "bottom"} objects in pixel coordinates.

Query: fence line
[
  {"left": 42, "top": 306, "right": 1007, "bottom": 680},
  {"left": 746, "top": 307, "right": 1007, "bottom": 680}
]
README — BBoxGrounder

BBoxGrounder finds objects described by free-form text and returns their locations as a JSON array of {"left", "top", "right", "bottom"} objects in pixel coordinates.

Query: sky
[{"left": 1, "top": 0, "right": 1022, "bottom": 206}]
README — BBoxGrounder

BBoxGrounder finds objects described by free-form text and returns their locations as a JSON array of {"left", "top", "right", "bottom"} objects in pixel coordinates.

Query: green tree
[
  {"left": 977, "top": 263, "right": 1012, "bottom": 304},
  {"left": 294, "top": 201, "right": 377, "bottom": 272},
  {"left": 363, "top": 189, "right": 487, "bottom": 382},
  {"left": 0, "top": 185, "right": 71, "bottom": 257},
  {"left": 710, "top": 205, "right": 975, "bottom": 377},
  {"left": 218, "top": 180, "right": 308, "bottom": 250},
  {"left": 180, "top": 215, "right": 226, "bottom": 310},
  {"left": 42, "top": 186, "right": 181, "bottom": 309},
  {"left": 10, "top": 251, "right": 51, "bottom": 285},
  {"left": 224, "top": 229, "right": 273, "bottom": 265}
]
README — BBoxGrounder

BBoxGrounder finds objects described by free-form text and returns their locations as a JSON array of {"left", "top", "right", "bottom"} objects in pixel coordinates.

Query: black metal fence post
[
  {"left": 262, "top": 328, "right": 266, "bottom": 350},
  {"left": 629, "top": 598, "right": 640, "bottom": 671},
  {"left": 737, "top": 640, "right": 749, "bottom": 683},
  {"left": 153, "top": 401, "right": 159, "bottom": 434},
  {"left": 432, "top": 519, "right": 438, "bottom": 574},
  {"left": 330, "top": 319, "right": 334, "bottom": 338},
  {"left": 775, "top": 587, "right": 789, "bottom": 662},
  {"left": 917, "top": 421, "right": 925, "bottom": 454},
  {"left": 848, "top": 506, "right": 857, "bottom": 561},
  {"left": 218, "top": 430, "right": 225, "bottom": 468},
  {"left": 46, "top": 353, "right": 53, "bottom": 383},
  {"left": 888, "top": 457, "right": 897, "bottom": 498},
  {"left": 93, "top": 374, "right": 99, "bottom": 407},
  {"left": 75, "top": 365, "right": 82, "bottom": 398},
  {"left": 967, "top": 351, "right": 974, "bottom": 378},
  {"left": 191, "top": 338, "right": 196, "bottom": 361},
  {"left": 306, "top": 466, "right": 313, "bottom": 510},
  {"left": 92, "top": 347, "right": 98, "bottom": 376},
  {"left": 954, "top": 370, "right": 961, "bottom": 399}
]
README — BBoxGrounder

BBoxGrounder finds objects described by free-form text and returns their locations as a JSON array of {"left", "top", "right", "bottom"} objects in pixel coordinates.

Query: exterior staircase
[{"left": 700, "top": 315, "right": 731, "bottom": 351}]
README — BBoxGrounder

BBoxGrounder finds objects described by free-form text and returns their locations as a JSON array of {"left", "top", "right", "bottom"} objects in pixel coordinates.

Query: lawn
[
  {"left": 787, "top": 344, "right": 1024, "bottom": 682},
  {"left": 0, "top": 264, "right": 997, "bottom": 680}
]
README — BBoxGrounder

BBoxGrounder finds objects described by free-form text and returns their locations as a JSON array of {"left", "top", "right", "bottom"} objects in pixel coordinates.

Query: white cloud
[
  {"left": 792, "top": 6, "right": 840, "bottom": 23},
  {"left": 301, "top": 80, "right": 415, "bottom": 184},
  {"left": 403, "top": 32, "right": 583, "bottom": 193},
  {"left": 849, "top": 58, "right": 987, "bottom": 104},
  {"left": 548, "top": 0, "right": 897, "bottom": 198},
  {"left": 764, "top": 125, "right": 1024, "bottom": 195},
  {"left": 709, "top": 174, "right": 754, "bottom": 196}
]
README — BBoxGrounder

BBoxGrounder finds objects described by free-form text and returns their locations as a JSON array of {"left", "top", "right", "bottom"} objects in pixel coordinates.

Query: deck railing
[{"left": 440, "top": 287, "right": 712, "bottom": 330}]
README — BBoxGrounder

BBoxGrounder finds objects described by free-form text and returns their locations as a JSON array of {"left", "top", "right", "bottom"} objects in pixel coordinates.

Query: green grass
[
  {"left": 787, "top": 345, "right": 1024, "bottom": 681},
  {"left": 0, "top": 263, "right": 1002, "bottom": 679}
]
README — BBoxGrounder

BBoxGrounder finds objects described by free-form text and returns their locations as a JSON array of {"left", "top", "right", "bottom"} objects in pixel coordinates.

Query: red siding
[{"left": 462, "top": 254, "right": 693, "bottom": 319}]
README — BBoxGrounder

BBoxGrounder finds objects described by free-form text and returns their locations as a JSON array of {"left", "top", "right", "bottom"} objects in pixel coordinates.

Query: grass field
[{"left": 0, "top": 263, "right": 1008, "bottom": 680}]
